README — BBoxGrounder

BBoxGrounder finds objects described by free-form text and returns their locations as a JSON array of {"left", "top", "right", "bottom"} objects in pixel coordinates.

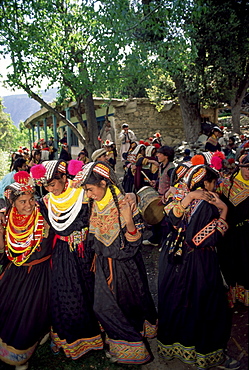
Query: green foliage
[
  {"left": 29, "top": 341, "right": 140, "bottom": 370},
  {"left": 0, "top": 150, "right": 11, "bottom": 180},
  {"left": 0, "top": 100, "right": 30, "bottom": 152}
]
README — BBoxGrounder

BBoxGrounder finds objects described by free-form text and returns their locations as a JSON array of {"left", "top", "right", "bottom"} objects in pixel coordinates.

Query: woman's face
[
  {"left": 241, "top": 166, "right": 249, "bottom": 181},
  {"left": 84, "top": 181, "right": 106, "bottom": 201},
  {"left": 14, "top": 193, "right": 36, "bottom": 216},
  {"left": 204, "top": 179, "right": 217, "bottom": 192},
  {"left": 78, "top": 153, "right": 86, "bottom": 162},
  {"left": 45, "top": 175, "right": 67, "bottom": 196}
]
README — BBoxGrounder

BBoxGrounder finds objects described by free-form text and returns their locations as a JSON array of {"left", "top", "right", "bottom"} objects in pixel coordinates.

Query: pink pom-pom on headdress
[
  {"left": 212, "top": 151, "right": 225, "bottom": 160},
  {"left": 14, "top": 171, "right": 30, "bottom": 184},
  {"left": 210, "top": 155, "right": 222, "bottom": 170},
  {"left": 68, "top": 160, "right": 83, "bottom": 176},
  {"left": 30, "top": 164, "right": 47, "bottom": 179}
]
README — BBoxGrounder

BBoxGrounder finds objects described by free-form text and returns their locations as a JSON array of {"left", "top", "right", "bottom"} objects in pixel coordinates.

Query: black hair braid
[
  {"left": 88, "top": 197, "right": 94, "bottom": 223},
  {"left": 109, "top": 184, "right": 126, "bottom": 248}
]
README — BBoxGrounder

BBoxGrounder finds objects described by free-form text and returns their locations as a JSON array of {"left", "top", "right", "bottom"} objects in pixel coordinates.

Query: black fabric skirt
[
  {"left": 0, "top": 257, "right": 51, "bottom": 365},
  {"left": 93, "top": 250, "right": 157, "bottom": 364},
  {"left": 158, "top": 241, "right": 232, "bottom": 369},
  {"left": 50, "top": 240, "right": 103, "bottom": 359}
]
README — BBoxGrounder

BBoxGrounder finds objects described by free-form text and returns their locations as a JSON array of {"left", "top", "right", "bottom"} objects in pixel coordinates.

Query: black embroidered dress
[
  {"left": 218, "top": 177, "right": 249, "bottom": 306},
  {"left": 87, "top": 188, "right": 157, "bottom": 364},
  {"left": 0, "top": 208, "right": 54, "bottom": 366},
  {"left": 158, "top": 199, "right": 230, "bottom": 369},
  {"left": 39, "top": 184, "right": 103, "bottom": 360}
]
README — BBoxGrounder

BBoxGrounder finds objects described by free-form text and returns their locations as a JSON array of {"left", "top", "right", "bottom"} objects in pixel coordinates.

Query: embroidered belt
[
  {"left": 53, "top": 230, "right": 87, "bottom": 257},
  {"left": 55, "top": 235, "right": 68, "bottom": 241}
]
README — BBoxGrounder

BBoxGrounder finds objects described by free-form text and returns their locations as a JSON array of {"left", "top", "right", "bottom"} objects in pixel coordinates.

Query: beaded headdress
[
  {"left": 238, "top": 154, "right": 249, "bottom": 167},
  {"left": 183, "top": 164, "right": 218, "bottom": 190},
  {"left": 191, "top": 151, "right": 213, "bottom": 166},
  {"left": 72, "top": 161, "right": 124, "bottom": 192},
  {"left": 4, "top": 172, "right": 34, "bottom": 199},
  {"left": 170, "top": 162, "right": 192, "bottom": 186},
  {"left": 131, "top": 144, "right": 146, "bottom": 156},
  {"left": 30, "top": 159, "right": 67, "bottom": 186}
]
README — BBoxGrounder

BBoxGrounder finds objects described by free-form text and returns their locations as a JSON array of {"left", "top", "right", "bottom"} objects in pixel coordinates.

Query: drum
[{"left": 136, "top": 186, "right": 165, "bottom": 225}]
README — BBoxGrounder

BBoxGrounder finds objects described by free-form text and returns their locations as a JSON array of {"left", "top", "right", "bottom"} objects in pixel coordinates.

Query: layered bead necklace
[
  {"left": 5, "top": 206, "right": 44, "bottom": 266},
  {"left": 47, "top": 179, "right": 84, "bottom": 231}
]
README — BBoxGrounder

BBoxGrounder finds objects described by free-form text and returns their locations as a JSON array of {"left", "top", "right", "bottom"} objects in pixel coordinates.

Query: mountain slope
[{"left": 2, "top": 88, "right": 58, "bottom": 127}]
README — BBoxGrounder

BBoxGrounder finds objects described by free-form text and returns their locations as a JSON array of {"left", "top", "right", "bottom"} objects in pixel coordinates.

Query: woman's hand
[
  {"left": 189, "top": 189, "right": 214, "bottom": 202},
  {"left": 120, "top": 200, "right": 133, "bottom": 222},
  {"left": 149, "top": 180, "right": 156, "bottom": 188},
  {"left": 208, "top": 191, "right": 228, "bottom": 219},
  {"left": 120, "top": 200, "right": 136, "bottom": 232},
  {"left": 0, "top": 213, "right": 6, "bottom": 225},
  {"left": 124, "top": 193, "right": 137, "bottom": 212}
]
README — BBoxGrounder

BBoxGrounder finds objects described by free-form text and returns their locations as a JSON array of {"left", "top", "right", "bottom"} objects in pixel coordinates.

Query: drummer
[{"left": 142, "top": 146, "right": 175, "bottom": 247}]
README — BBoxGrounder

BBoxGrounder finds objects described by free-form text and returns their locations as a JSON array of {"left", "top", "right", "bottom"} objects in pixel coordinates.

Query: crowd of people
[{"left": 0, "top": 122, "right": 248, "bottom": 370}]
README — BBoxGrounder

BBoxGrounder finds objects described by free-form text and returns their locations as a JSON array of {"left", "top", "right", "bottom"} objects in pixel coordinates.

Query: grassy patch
[{"left": 30, "top": 342, "right": 141, "bottom": 370}]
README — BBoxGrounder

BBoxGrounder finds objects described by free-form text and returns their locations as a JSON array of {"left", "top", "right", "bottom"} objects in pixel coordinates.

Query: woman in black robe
[
  {"left": 72, "top": 161, "right": 157, "bottom": 365},
  {"left": 217, "top": 153, "right": 249, "bottom": 307},
  {"left": 30, "top": 160, "right": 103, "bottom": 360},
  {"left": 0, "top": 173, "right": 54, "bottom": 370},
  {"left": 158, "top": 165, "right": 239, "bottom": 370}
]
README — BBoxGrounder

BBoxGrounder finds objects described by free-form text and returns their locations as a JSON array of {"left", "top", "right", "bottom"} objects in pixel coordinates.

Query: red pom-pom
[
  {"left": 212, "top": 151, "right": 225, "bottom": 160},
  {"left": 191, "top": 155, "right": 205, "bottom": 166},
  {"left": 144, "top": 142, "right": 150, "bottom": 146},
  {"left": 228, "top": 158, "right": 235, "bottom": 164},
  {"left": 14, "top": 171, "right": 30, "bottom": 184},
  {"left": 149, "top": 137, "right": 153, "bottom": 141},
  {"left": 153, "top": 143, "right": 161, "bottom": 149},
  {"left": 30, "top": 164, "right": 46, "bottom": 179},
  {"left": 211, "top": 156, "right": 222, "bottom": 170},
  {"left": 154, "top": 132, "right": 161, "bottom": 138},
  {"left": 139, "top": 140, "right": 145, "bottom": 144},
  {"left": 68, "top": 160, "right": 83, "bottom": 176}
]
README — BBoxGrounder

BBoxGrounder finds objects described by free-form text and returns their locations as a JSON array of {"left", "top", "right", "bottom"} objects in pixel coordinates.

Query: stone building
[{"left": 24, "top": 97, "right": 218, "bottom": 158}]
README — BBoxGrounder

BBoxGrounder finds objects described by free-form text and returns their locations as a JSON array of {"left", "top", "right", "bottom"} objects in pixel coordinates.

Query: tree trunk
[
  {"left": 83, "top": 92, "right": 100, "bottom": 157},
  {"left": 174, "top": 78, "right": 202, "bottom": 143},
  {"left": 231, "top": 77, "right": 249, "bottom": 134}
]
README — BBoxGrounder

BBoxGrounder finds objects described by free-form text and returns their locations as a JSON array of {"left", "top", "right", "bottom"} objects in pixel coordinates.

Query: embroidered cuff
[
  {"left": 216, "top": 217, "right": 228, "bottom": 235},
  {"left": 125, "top": 230, "right": 141, "bottom": 242}
]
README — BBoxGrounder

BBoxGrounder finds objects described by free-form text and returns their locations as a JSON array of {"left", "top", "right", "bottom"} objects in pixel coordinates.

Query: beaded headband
[
  {"left": 238, "top": 154, "right": 249, "bottom": 167},
  {"left": 72, "top": 161, "right": 123, "bottom": 192},
  {"left": 4, "top": 172, "right": 34, "bottom": 199},
  {"left": 184, "top": 165, "right": 218, "bottom": 190},
  {"left": 170, "top": 162, "right": 192, "bottom": 186},
  {"left": 30, "top": 160, "right": 67, "bottom": 186}
]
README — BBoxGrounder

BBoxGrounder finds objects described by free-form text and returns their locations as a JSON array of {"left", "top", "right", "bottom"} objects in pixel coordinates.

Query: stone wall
[{"left": 113, "top": 98, "right": 185, "bottom": 147}]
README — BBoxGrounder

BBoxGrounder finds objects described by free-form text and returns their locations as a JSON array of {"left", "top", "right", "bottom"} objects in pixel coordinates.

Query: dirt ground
[{"left": 141, "top": 228, "right": 248, "bottom": 370}]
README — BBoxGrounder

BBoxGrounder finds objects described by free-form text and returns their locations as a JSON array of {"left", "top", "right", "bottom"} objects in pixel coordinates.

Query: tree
[
  {"left": 126, "top": 0, "right": 249, "bottom": 139},
  {"left": 0, "top": 0, "right": 132, "bottom": 154}
]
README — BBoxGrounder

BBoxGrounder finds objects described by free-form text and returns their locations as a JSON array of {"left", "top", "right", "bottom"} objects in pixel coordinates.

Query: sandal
[{"left": 50, "top": 341, "right": 60, "bottom": 355}]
